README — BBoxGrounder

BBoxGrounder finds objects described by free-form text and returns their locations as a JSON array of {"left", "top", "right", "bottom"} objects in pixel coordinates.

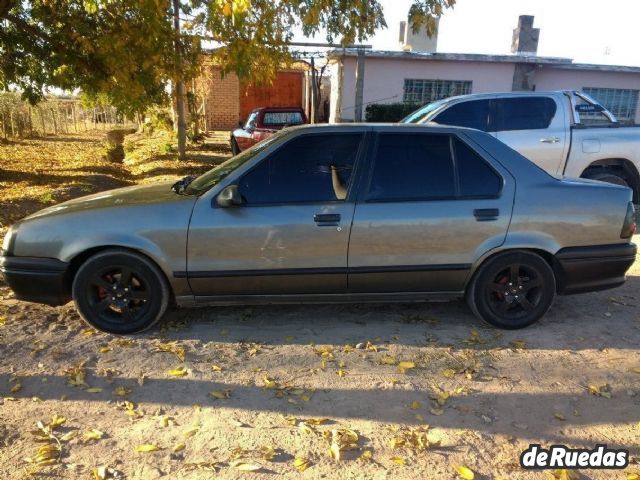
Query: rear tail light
[{"left": 621, "top": 202, "right": 636, "bottom": 239}]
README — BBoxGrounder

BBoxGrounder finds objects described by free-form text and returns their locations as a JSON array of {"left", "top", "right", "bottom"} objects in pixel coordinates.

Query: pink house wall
[
  {"left": 330, "top": 56, "right": 640, "bottom": 123},
  {"left": 333, "top": 57, "right": 515, "bottom": 122},
  {"left": 534, "top": 67, "right": 640, "bottom": 121}
]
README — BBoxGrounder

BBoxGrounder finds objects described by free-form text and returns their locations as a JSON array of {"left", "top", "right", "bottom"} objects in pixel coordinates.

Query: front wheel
[
  {"left": 72, "top": 249, "right": 170, "bottom": 334},
  {"left": 466, "top": 251, "right": 556, "bottom": 329}
]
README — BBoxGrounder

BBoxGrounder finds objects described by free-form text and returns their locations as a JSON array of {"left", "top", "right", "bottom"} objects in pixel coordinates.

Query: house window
[
  {"left": 403, "top": 79, "right": 472, "bottom": 105},
  {"left": 583, "top": 87, "right": 639, "bottom": 123}
]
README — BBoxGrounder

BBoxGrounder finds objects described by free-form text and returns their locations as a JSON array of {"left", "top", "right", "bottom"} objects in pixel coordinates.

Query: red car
[{"left": 230, "top": 107, "right": 307, "bottom": 155}]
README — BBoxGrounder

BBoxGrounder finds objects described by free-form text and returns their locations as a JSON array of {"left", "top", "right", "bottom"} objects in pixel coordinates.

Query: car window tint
[
  {"left": 238, "top": 134, "right": 362, "bottom": 204},
  {"left": 433, "top": 100, "right": 491, "bottom": 131},
  {"left": 495, "top": 97, "right": 557, "bottom": 131},
  {"left": 368, "top": 134, "right": 455, "bottom": 201},
  {"left": 456, "top": 139, "right": 502, "bottom": 197},
  {"left": 263, "top": 111, "right": 304, "bottom": 126}
]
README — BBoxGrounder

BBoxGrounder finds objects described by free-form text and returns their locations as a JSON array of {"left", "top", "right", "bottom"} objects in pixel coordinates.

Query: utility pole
[
  {"left": 354, "top": 48, "right": 365, "bottom": 122},
  {"left": 172, "top": 0, "right": 186, "bottom": 160},
  {"left": 310, "top": 57, "right": 318, "bottom": 124}
]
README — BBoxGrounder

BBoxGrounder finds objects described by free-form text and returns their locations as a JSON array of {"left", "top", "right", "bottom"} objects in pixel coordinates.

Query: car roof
[
  {"left": 252, "top": 107, "right": 305, "bottom": 113},
  {"left": 284, "top": 122, "right": 474, "bottom": 134}
]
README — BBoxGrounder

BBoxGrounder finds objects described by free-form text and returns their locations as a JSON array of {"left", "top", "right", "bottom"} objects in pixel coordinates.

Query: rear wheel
[
  {"left": 72, "top": 249, "right": 169, "bottom": 334},
  {"left": 467, "top": 251, "right": 556, "bottom": 329},
  {"left": 583, "top": 170, "right": 630, "bottom": 188}
]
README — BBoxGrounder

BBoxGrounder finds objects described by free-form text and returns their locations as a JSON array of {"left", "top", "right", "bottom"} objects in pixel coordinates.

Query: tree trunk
[{"left": 173, "top": 0, "right": 186, "bottom": 160}]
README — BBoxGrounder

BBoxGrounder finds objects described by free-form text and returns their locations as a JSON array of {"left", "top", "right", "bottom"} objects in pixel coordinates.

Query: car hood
[{"left": 25, "top": 181, "right": 196, "bottom": 220}]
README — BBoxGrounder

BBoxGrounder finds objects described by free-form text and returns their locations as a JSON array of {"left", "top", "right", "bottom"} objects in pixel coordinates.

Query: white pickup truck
[{"left": 403, "top": 91, "right": 640, "bottom": 202}]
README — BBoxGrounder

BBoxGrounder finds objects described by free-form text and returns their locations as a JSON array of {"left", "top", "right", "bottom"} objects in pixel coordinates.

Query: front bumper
[
  {"left": 554, "top": 243, "right": 637, "bottom": 295},
  {"left": 0, "top": 256, "right": 71, "bottom": 306}
]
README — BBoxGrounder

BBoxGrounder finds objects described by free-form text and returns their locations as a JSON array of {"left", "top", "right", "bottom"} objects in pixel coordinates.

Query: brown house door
[{"left": 239, "top": 71, "right": 304, "bottom": 122}]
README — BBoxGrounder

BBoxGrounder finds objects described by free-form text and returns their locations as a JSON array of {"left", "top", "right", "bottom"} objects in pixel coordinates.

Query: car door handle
[
  {"left": 474, "top": 208, "right": 499, "bottom": 221},
  {"left": 314, "top": 213, "right": 341, "bottom": 225},
  {"left": 540, "top": 137, "right": 560, "bottom": 144}
]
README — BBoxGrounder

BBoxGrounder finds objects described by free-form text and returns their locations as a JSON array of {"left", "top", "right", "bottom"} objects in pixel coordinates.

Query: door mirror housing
[{"left": 216, "top": 185, "right": 244, "bottom": 207}]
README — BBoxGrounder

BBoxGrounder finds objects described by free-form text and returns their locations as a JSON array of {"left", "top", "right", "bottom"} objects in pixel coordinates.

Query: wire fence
[{"left": 0, "top": 94, "right": 126, "bottom": 139}]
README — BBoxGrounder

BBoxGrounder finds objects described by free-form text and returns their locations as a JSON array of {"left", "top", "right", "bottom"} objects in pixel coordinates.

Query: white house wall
[
  {"left": 535, "top": 67, "right": 640, "bottom": 121},
  {"left": 334, "top": 57, "right": 515, "bottom": 122}
]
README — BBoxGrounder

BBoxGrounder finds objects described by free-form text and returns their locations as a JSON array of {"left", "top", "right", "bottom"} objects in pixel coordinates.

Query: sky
[{"left": 295, "top": 0, "right": 640, "bottom": 67}]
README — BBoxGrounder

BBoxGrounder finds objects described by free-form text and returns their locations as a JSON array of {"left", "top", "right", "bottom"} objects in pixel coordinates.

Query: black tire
[
  {"left": 584, "top": 170, "right": 630, "bottom": 188},
  {"left": 466, "top": 251, "right": 556, "bottom": 329},
  {"left": 230, "top": 137, "right": 240, "bottom": 156},
  {"left": 72, "top": 249, "right": 170, "bottom": 334}
]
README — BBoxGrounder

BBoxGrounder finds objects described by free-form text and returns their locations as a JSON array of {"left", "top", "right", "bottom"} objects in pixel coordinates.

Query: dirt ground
[{"left": 0, "top": 132, "right": 639, "bottom": 480}]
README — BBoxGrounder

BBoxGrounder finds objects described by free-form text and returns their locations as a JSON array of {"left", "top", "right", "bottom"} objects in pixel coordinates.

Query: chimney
[
  {"left": 399, "top": 16, "right": 439, "bottom": 53},
  {"left": 511, "top": 15, "right": 539, "bottom": 55}
]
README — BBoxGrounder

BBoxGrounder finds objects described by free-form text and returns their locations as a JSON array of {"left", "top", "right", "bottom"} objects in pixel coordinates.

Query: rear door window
[
  {"left": 367, "top": 133, "right": 503, "bottom": 202},
  {"left": 367, "top": 134, "right": 455, "bottom": 201},
  {"left": 433, "top": 100, "right": 492, "bottom": 131},
  {"left": 494, "top": 97, "right": 557, "bottom": 131}
]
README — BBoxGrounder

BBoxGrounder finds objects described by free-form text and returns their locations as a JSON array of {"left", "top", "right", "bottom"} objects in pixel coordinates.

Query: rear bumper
[
  {"left": 554, "top": 243, "right": 637, "bottom": 295},
  {"left": 0, "top": 256, "right": 71, "bottom": 306}
]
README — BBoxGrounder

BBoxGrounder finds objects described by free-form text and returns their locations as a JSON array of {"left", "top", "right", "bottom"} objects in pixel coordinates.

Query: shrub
[{"left": 365, "top": 103, "right": 422, "bottom": 122}]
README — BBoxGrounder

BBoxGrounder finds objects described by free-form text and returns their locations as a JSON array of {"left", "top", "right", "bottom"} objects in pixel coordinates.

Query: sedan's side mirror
[{"left": 217, "top": 185, "right": 244, "bottom": 207}]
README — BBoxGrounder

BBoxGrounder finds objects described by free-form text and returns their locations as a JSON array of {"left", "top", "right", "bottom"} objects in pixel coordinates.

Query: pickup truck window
[
  {"left": 494, "top": 97, "right": 556, "bottom": 131},
  {"left": 238, "top": 133, "right": 362, "bottom": 204},
  {"left": 433, "top": 100, "right": 491, "bottom": 131},
  {"left": 263, "top": 111, "right": 304, "bottom": 126},
  {"left": 368, "top": 134, "right": 455, "bottom": 201}
]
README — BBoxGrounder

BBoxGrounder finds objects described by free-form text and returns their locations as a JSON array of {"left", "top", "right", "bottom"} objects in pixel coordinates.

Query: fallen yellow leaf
[
  {"left": 397, "top": 361, "right": 416, "bottom": 374},
  {"left": 391, "top": 456, "right": 407, "bottom": 465},
  {"left": 83, "top": 429, "right": 104, "bottom": 442},
  {"left": 135, "top": 444, "right": 160, "bottom": 453},
  {"left": 293, "top": 457, "right": 311, "bottom": 472},
  {"left": 410, "top": 400, "right": 422, "bottom": 410},
  {"left": 380, "top": 355, "right": 397, "bottom": 365},
  {"left": 173, "top": 443, "right": 186, "bottom": 452},
  {"left": 455, "top": 465, "right": 475, "bottom": 479},
  {"left": 167, "top": 366, "right": 188, "bottom": 378}
]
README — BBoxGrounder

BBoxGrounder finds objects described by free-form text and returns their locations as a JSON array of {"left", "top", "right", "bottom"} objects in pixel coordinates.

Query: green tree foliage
[{"left": 0, "top": 0, "right": 455, "bottom": 115}]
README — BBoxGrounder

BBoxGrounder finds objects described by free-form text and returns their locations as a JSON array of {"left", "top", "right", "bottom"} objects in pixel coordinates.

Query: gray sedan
[{"left": 1, "top": 124, "right": 636, "bottom": 333}]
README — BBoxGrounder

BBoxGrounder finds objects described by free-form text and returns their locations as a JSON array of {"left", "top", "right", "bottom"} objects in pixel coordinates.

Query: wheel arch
[
  {"left": 65, "top": 245, "right": 175, "bottom": 302},
  {"left": 581, "top": 158, "right": 640, "bottom": 202},
  {"left": 465, "top": 247, "right": 558, "bottom": 292}
]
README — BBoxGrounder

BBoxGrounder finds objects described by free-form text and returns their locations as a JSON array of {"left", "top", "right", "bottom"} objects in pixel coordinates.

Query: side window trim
[
  {"left": 362, "top": 131, "right": 504, "bottom": 204},
  {"left": 236, "top": 131, "right": 368, "bottom": 207}
]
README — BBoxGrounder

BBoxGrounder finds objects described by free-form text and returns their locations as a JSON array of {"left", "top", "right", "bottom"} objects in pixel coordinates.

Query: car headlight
[{"left": 1, "top": 226, "right": 17, "bottom": 256}]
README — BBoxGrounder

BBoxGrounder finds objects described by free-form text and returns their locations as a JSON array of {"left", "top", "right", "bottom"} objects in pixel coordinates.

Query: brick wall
[
  {"left": 195, "top": 60, "right": 307, "bottom": 131},
  {"left": 196, "top": 65, "right": 241, "bottom": 131}
]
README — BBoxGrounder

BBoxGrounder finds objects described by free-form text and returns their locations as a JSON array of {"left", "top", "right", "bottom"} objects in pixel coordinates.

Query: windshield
[
  {"left": 185, "top": 132, "right": 285, "bottom": 195},
  {"left": 401, "top": 98, "right": 449, "bottom": 124}
]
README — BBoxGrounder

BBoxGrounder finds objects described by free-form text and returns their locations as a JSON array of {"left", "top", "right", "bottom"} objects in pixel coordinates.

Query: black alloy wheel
[
  {"left": 72, "top": 249, "right": 169, "bottom": 334},
  {"left": 467, "top": 251, "right": 556, "bottom": 329}
]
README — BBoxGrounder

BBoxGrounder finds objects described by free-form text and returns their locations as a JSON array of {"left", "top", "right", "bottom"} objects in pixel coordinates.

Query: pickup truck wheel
[
  {"left": 583, "top": 171, "right": 629, "bottom": 188},
  {"left": 72, "top": 249, "right": 170, "bottom": 334},
  {"left": 231, "top": 137, "right": 240, "bottom": 156},
  {"left": 467, "top": 251, "right": 556, "bottom": 329}
]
